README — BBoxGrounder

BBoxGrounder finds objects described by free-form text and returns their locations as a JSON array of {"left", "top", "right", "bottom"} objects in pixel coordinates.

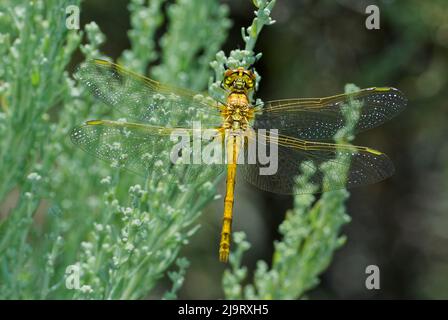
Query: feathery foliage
[{"left": 0, "top": 0, "right": 230, "bottom": 299}]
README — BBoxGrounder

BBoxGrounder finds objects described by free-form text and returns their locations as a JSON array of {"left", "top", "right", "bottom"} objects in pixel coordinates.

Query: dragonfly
[{"left": 71, "top": 59, "right": 407, "bottom": 263}]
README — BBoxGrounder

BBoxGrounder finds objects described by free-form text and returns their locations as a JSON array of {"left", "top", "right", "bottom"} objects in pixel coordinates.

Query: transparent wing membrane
[
  {"left": 75, "top": 59, "right": 223, "bottom": 128},
  {"left": 70, "top": 120, "right": 225, "bottom": 184},
  {"left": 72, "top": 60, "right": 404, "bottom": 195},
  {"left": 254, "top": 87, "right": 407, "bottom": 140},
  {"left": 240, "top": 134, "right": 394, "bottom": 194}
]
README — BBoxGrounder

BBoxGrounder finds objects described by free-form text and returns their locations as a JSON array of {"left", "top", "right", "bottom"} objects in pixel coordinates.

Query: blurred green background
[{"left": 1, "top": 0, "right": 448, "bottom": 299}]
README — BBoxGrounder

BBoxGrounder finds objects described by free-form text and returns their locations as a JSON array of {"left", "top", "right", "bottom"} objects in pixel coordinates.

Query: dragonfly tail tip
[{"left": 219, "top": 250, "right": 229, "bottom": 263}]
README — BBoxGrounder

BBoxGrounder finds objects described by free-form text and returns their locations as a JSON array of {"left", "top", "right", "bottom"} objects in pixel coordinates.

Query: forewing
[
  {"left": 75, "top": 59, "right": 223, "bottom": 128},
  {"left": 254, "top": 87, "right": 407, "bottom": 140}
]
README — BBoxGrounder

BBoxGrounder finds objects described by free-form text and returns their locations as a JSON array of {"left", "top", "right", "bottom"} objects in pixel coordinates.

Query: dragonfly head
[{"left": 223, "top": 67, "right": 256, "bottom": 93}]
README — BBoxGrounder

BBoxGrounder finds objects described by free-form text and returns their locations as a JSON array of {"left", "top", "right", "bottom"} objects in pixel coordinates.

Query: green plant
[
  {"left": 0, "top": 0, "right": 84, "bottom": 298},
  {"left": 0, "top": 0, "right": 230, "bottom": 299}
]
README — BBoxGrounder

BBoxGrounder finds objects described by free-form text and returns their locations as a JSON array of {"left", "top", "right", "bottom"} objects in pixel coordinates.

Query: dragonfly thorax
[{"left": 222, "top": 92, "right": 254, "bottom": 130}]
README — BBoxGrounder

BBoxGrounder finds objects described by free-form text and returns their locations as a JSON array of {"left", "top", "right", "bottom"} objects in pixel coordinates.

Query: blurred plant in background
[{"left": 253, "top": 0, "right": 448, "bottom": 299}]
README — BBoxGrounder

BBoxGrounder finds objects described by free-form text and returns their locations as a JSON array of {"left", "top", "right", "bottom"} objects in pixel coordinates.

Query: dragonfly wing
[
  {"left": 76, "top": 59, "right": 223, "bottom": 128},
  {"left": 240, "top": 135, "right": 394, "bottom": 194},
  {"left": 70, "top": 120, "right": 225, "bottom": 183},
  {"left": 254, "top": 87, "right": 407, "bottom": 140}
]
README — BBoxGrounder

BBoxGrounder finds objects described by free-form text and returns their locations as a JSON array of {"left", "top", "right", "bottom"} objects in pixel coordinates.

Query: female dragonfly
[{"left": 71, "top": 59, "right": 406, "bottom": 262}]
